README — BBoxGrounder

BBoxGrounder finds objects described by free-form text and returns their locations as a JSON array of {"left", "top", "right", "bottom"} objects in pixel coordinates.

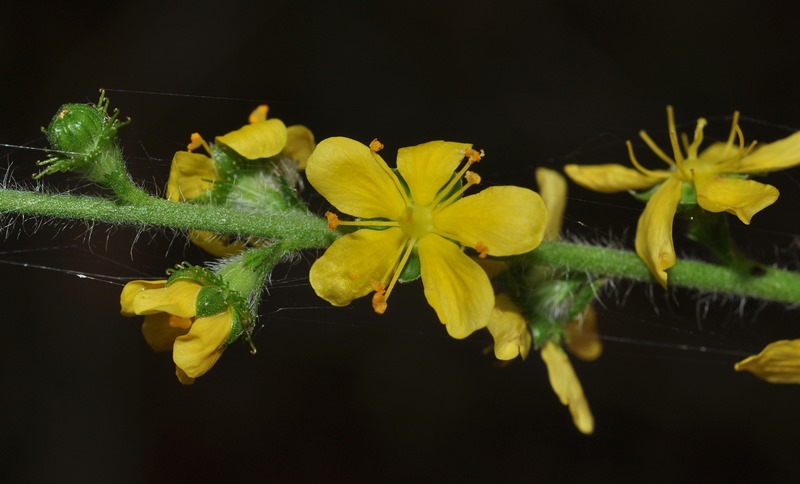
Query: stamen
[
  {"left": 369, "top": 138, "right": 385, "bottom": 152},
  {"left": 463, "top": 147, "right": 484, "bottom": 163},
  {"left": 325, "top": 211, "right": 340, "bottom": 231},
  {"left": 248, "top": 105, "right": 269, "bottom": 124},
  {"left": 430, "top": 146, "right": 483, "bottom": 207},
  {"left": 725, "top": 111, "right": 741, "bottom": 147},
  {"left": 638, "top": 130, "right": 676, "bottom": 166},
  {"left": 367, "top": 143, "right": 411, "bottom": 206},
  {"left": 717, "top": 125, "right": 749, "bottom": 172},
  {"left": 371, "top": 280, "right": 387, "bottom": 314},
  {"left": 187, "top": 133, "right": 212, "bottom": 154},
  {"left": 476, "top": 241, "right": 489, "bottom": 259},
  {"left": 464, "top": 171, "right": 481, "bottom": 185},
  {"left": 626, "top": 141, "right": 666, "bottom": 178},
  {"left": 382, "top": 238, "right": 416, "bottom": 304},
  {"left": 686, "top": 118, "right": 707, "bottom": 158},
  {"left": 433, "top": 170, "right": 482, "bottom": 215},
  {"left": 333, "top": 219, "right": 400, "bottom": 228}
]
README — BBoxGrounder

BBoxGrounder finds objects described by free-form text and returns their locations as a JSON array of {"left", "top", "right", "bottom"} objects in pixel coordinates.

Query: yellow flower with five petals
[
  {"left": 307, "top": 137, "right": 547, "bottom": 339},
  {"left": 565, "top": 107, "right": 800, "bottom": 287},
  {"left": 120, "top": 279, "right": 233, "bottom": 385}
]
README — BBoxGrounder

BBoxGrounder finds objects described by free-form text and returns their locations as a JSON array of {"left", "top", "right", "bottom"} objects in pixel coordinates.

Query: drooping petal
[
  {"left": 396, "top": 140, "right": 471, "bottom": 206},
  {"left": 635, "top": 176, "right": 682, "bottom": 288},
  {"left": 536, "top": 167, "right": 567, "bottom": 240},
  {"left": 735, "top": 339, "right": 800, "bottom": 384},
  {"left": 564, "top": 305, "right": 602, "bottom": 362},
  {"left": 166, "top": 151, "right": 217, "bottom": 202},
  {"left": 731, "top": 131, "right": 800, "bottom": 174},
  {"left": 487, "top": 293, "right": 532, "bottom": 360},
  {"left": 216, "top": 118, "right": 288, "bottom": 160},
  {"left": 306, "top": 137, "right": 407, "bottom": 219},
  {"left": 564, "top": 164, "right": 669, "bottom": 193},
  {"left": 120, "top": 280, "right": 166, "bottom": 316},
  {"left": 141, "top": 313, "right": 190, "bottom": 352},
  {"left": 541, "top": 342, "right": 594, "bottom": 435},
  {"left": 418, "top": 235, "right": 493, "bottom": 339},
  {"left": 285, "top": 125, "right": 316, "bottom": 169},
  {"left": 309, "top": 228, "right": 406, "bottom": 307},
  {"left": 129, "top": 279, "right": 203, "bottom": 317},
  {"left": 694, "top": 173, "right": 779, "bottom": 225},
  {"left": 172, "top": 311, "right": 232, "bottom": 379},
  {"left": 434, "top": 186, "right": 546, "bottom": 256},
  {"left": 189, "top": 230, "right": 248, "bottom": 257}
]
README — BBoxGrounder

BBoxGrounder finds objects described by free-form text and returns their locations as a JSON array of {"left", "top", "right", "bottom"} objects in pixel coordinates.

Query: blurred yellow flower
[
  {"left": 735, "top": 339, "right": 800, "bottom": 383},
  {"left": 307, "top": 137, "right": 547, "bottom": 339},
  {"left": 120, "top": 279, "right": 232, "bottom": 384},
  {"left": 565, "top": 107, "right": 800, "bottom": 287}
]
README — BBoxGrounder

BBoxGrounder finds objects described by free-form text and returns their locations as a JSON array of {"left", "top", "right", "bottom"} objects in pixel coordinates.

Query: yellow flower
[
  {"left": 565, "top": 107, "right": 800, "bottom": 287},
  {"left": 735, "top": 339, "right": 800, "bottom": 383},
  {"left": 120, "top": 279, "right": 232, "bottom": 384},
  {"left": 307, "top": 137, "right": 547, "bottom": 339},
  {"left": 166, "top": 105, "right": 316, "bottom": 256}
]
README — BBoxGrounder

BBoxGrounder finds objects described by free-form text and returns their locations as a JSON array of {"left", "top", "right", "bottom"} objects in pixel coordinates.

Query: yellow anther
[
  {"left": 325, "top": 211, "right": 340, "bottom": 231},
  {"left": 465, "top": 171, "right": 481, "bottom": 185},
  {"left": 476, "top": 241, "right": 489, "bottom": 259},
  {"left": 187, "top": 133, "right": 212, "bottom": 154},
  {"left": 371, "top": 280, "right": 387, "bottom": 314},
  {"left": 248, "top": 105, "right": 269, "bottom": 124},
  {"left": 168, "top": 315, "right": 191, "bottom": 330},
  {"left": 369, "top": 138, "right": 385, "bottom": 152},
  {"left": 463, "top": 147, "right": 484, "bottom": 163}
]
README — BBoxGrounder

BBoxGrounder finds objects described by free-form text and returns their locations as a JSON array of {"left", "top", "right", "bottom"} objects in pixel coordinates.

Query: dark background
[{"left": 3, "top": 1, "right": 800, "bottom": 482}]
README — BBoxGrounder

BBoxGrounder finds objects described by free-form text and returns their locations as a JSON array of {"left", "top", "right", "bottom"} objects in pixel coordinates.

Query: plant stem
[{"left": 0, "top": 189, "right": 335, "bottom": 250}]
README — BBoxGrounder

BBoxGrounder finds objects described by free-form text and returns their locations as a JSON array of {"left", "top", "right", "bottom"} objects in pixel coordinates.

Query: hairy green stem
[
  {"left": 0, "top": 189, "right": 334, "bottom": 250},
  {"left": 2, "top": 188, "right": 800, "bottom": 305},
  {"left": 530, "top": 240, "right": 800, "bottom": 305}
]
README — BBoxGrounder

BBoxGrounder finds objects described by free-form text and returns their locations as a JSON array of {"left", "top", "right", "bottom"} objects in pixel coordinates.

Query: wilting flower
[
  {"left": 166, "top": 105, "right": 315, "bottom": 256},
  {"left": 735, "top": 339, "right": 800, "bottom": 383},
  {"left": 120, "top": 278, "right": 234, "bottom": 384},
  {"left": 307, "top": 137, "right": 546, "bottom": 339},
  {"left": 485, "top": 167, "right": 599, "bottom": 434},
  {"left": 565, "top": 107, "right": 800, "bottom": 287}
]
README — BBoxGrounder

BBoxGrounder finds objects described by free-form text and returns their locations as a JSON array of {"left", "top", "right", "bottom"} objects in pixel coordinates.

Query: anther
[
  {"left": 325, "top": 211, "right": 340, "bottom": 231},
  {"left": 463, "top": 147, "right": 484, "bottom": 163},
  {"left": 476, "top": 241, "right": 489, "bottom": 259},
  {"left": 249, "top": 105, "right": 269, "bottom": 124},
  {"left": 371, "top": 280, "right": 387, "bottom": 314},
  {"left": 187, "top": 133, "right": 211, "bottom": 154},
  {"left": 465, "top": 171, "right": 481, "bottom": 185},
  {"left": 370, "top": 138, "right": 385, "bottom": 152}
]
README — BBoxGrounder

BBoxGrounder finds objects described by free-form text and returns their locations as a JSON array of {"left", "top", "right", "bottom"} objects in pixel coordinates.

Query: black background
[{"left": 3, "top": 1, "right": 800, "bottom": 482}]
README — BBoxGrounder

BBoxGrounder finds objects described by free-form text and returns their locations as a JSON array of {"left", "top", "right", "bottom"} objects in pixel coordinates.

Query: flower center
[{"left": 399, "top": 205, "right": 434, "bottom": 240}]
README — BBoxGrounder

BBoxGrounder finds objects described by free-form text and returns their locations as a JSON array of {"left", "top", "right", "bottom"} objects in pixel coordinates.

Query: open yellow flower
[
  {"left": 307, "top": 137, "right": 546, "bottom": 339},
  {"left": 120, "top": 279, "right": 233, "bottom": 384},
  {"left": 485, "top": 167, "right": 598, "bottom": 434},
  {"left": 565, "top": 107, "right": 800, "bottom": 287},
  {"left": 735, "top": 339, "right": 800, "bottom": 383},
  {"left": 166, "top": 105, "right": 316, "bottom": 256}
]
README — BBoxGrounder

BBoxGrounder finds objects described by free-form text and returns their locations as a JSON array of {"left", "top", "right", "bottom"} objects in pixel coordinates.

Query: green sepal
[
  {"left": 195, "top": 286, "right": 228, "bottom": 317},
  {"left": 630, "top": 183, "right": 661, "bottom": 203},
  {"left": 398, "top": 247, "right": 421, "bottom": 283},
  {"left": 223, "top": 309, "right": 246, "bottom": 348},
  {"left": 277, "top": 175, "right": 307, "bottom": 211},
  {"left": 679, "top": 181, "right": 697, "bottom": 206},
  {"left": 166, "top": 263, "right": 223, "bottom": 288}
]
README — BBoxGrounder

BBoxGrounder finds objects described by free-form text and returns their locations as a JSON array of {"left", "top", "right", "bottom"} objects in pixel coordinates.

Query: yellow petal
[
  {"left": 120, "top": 280, "right": 167, "bottom": 316},
  {"left": 216, "top": 118, "right": 288, "bottom": 160},
  {"left": 564, "top": 164, "right": 669, "bottom": 193},
  {"left": 176, "top": 367, "right": 195, "bottom": 385},
  {"left": 306, "top": 137, "right": 407, "bottom": 219},
  {"left": 635, "top": 177, "right": 682, "bottom": 288},
  {"left": 418, "top": 235, "right": 493, "bottom": 339},
  {"left": 735, "top": 339, "right": 800, "bottom": 383},
  {"left": 732, "top": 131, "right": 800, "bottom": 174},
  {"left": 487, "top": 293, "right": 532, "bottom": 360},
  {"left": 173, "top": 311, "right": 231, "bottom": 379},
  {"left": 434, "top": 186, "right": 546, "bottom": 256},
  {"left": 541, "top": 342, "right": 595, "bottom": 435},
  {"left": 473, "top": 257, "right": 508, "bottom": 280},
  {"left": 141, "top": 313, "right": 190, "bottom": 352},
  {"left": 396, "top": 140, "right": 472, "bottom": 206},
  {"left": 129, "top": 279, "right": 203, "bottom": 317},
  {"left": 189, "top": 230, "right": 248, "bottom": 257},
  {"left": 564, "top": 305, "right": 602, "bottom": 362},
  {"left": 694, "top": 173, "right": 779, "bottom": 225},
  {"left": 285, "top": 125, "right": 315, "bottom": 170},
  {"left": 166, "top": 151, "right": 217, "bottom": 202},
  {"left": 309, "top": 228, "right": 406, "bottom": 307},
  {"left": 536, "top": 167, "right": 567, "bottom": 240},
  {"left": 697, "top": 141, "right": 739, "bottom": 164}
]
